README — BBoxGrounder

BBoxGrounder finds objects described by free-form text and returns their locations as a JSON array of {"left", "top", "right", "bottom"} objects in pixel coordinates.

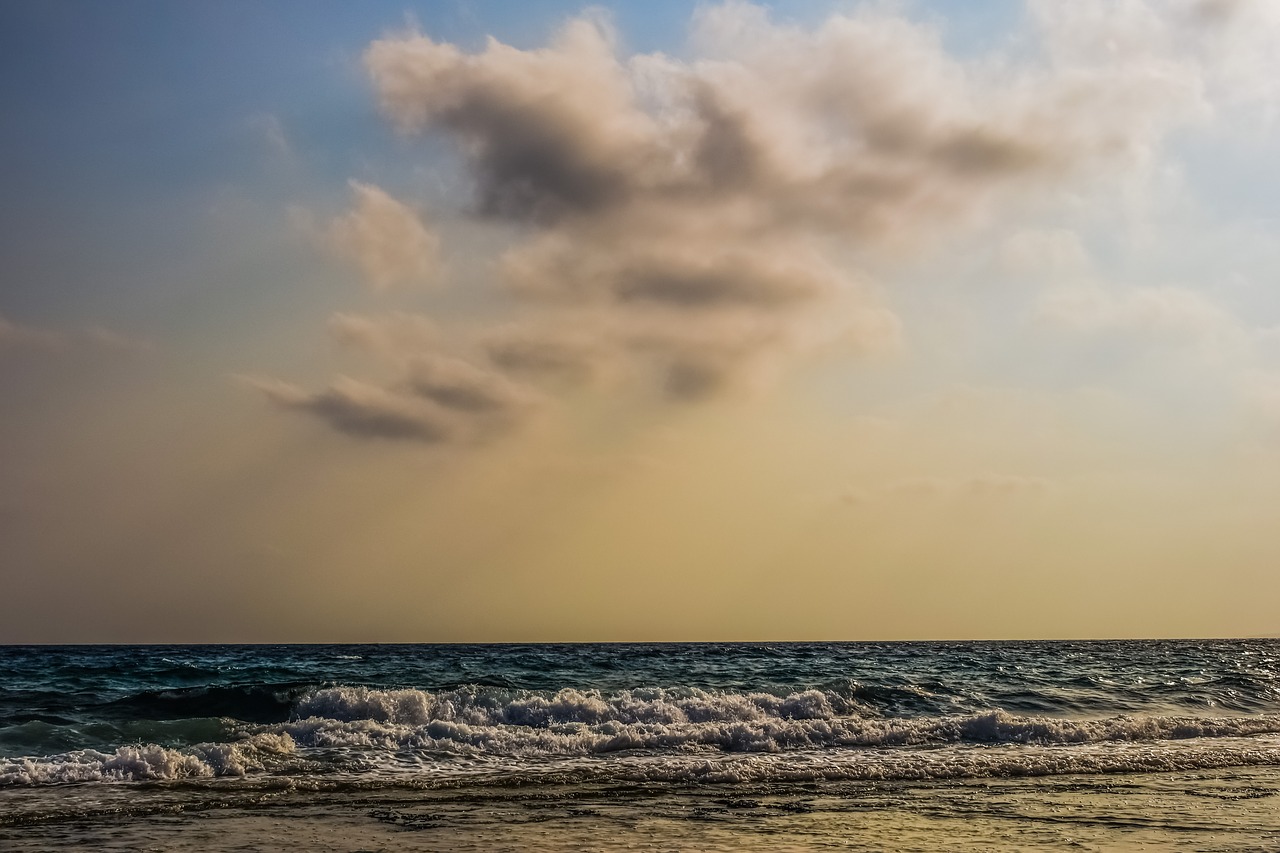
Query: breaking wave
[
  {"left": 10, "top": 684, "right": 1280, "bottom": 788},
  {"left": 0, "top": 733, "right": 295, "bottom": 785},
  {"left": 287, "top": 685, "right": 1280, "bottom": 752}
]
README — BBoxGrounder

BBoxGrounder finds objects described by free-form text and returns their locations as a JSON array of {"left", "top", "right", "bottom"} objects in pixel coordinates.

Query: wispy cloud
[
  {"left": 83, "top": 325, "right": 156, "bottom": 354},
  {"left": 244, "top": 112, "right": 291, "bottom": 156},
  {"left": 0, "top": 314, "right": 65, "bottom": 351},
  {"left": 239, "top": 374, "right": 456, "bottom": 443},
  {"left": 241, "top": 349, "right": 539, "bottom": 446},
  {"left": 1, "top": 314, "right": 154, "bottom": 356},
  {"left": 879, "top": 474, "right": 1053, "bottom": 502}
]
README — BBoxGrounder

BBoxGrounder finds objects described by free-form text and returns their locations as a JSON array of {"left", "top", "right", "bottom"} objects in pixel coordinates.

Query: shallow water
[{"left": 3, "top": 641, "right": 1280, "bottom": 849}]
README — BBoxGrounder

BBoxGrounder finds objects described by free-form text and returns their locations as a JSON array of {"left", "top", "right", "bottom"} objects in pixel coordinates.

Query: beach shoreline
[{"left": 5, "top": 767, "right": 1280, "bottom": 851}]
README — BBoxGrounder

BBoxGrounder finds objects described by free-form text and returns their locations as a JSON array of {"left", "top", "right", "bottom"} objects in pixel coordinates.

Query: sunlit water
[{"left": 3, "top": 641, "right": 1280, "bottom": 850}]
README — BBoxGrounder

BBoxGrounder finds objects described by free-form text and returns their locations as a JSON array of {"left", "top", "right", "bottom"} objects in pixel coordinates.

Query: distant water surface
[{"left": 3, "top": 641, "right": 1280, "bottom": 850}]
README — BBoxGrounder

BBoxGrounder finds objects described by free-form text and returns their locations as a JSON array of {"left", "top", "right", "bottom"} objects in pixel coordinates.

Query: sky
[{"left": 2, "top": 0, "right": 1280, "bottom": 643}]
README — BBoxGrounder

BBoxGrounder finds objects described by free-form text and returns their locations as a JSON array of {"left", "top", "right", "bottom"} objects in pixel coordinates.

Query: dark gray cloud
[
  {"left": 502, "top": 226, "right": 841, "bottom": 309},
  {"left": 613, "top": 250, "right": 827, "bottom": 308},
  {"left": 245, "top": 351, "right": 540, "bottom": 446},
  {"left": 661, "top": 356, "right": 735, "bottom": 401},
  {"left": 246, "top": 376, "right": 454, "bottom": 443},
  {"left": 366, "top": 20, "right": 651, "bottom": 223},
  {"left": 482, "top": 325, "right": 605, "bottom": 384},
  {"left": 365, "top": 10, "right": 1104, "bottom": 232},
  {"left": 403, "top": 354, "right": 535, "bottom": 414}
]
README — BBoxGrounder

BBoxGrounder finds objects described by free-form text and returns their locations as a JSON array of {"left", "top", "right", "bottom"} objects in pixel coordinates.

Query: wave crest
[
  {"left": 295, "top": 685, "right": 861, "bottom": 728},
  {"left": 9, "top": 684, "right": 1280, "bottom": 787},
  {"left": 0, "top": 733, "right": 295, "bottom": 786},
  {"left": 286, "top": 686, "right": 1280, "bottom": 754}
]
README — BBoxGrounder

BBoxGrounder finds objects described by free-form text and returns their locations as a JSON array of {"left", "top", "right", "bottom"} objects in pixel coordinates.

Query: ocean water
[{"left": 3, "top": 641, "right": 1280, "bottom": 851}]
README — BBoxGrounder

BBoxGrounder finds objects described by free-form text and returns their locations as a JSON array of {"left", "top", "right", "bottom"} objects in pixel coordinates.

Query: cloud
[
  {"left": 1, "top": 315, "right": 155, "bottom": 356},
  {"left": 242, "top": 350, "right": 540, "bottom": 446},
  {"left": 501, "top": 225, "right": 840, "bottom": 309},
  {"left": 327, "top": 181, "right": 442, "bottom": 291},
  {"left": 328, "top": 311, "right": 438, "bottom": 357},
  {"left": 404, "top": 353, "right": 537, "bottom": 416},
  {"left": 367, "top": 4, "right": 1199, "bottom": 230},
  {"left": 244, "top": 112, "right": 290, "bottom": 156},
  {"left": 357, "top": 3, "right": 1208, "bottom": 394},
  {"left": 999, "top": 229, "right": 1091, "bottom": 279},
  {"left": 885, "top": 474, "right": 1052, "bottom": 500},
  {"left": 481, "top": 322, "right": 608, "bottom": 385},
  {"left": 366, "top": 18, "right": 647, "bottom": 222},
  {"left": 886, "top": 477, "right": 952, "bottom": 499},
  {"left": 0, "top": 314, "right": 65, "bottom": 351},
  {"left": 242, "top": 375, "right": 454, "bottom": 443},
  {"left": 963, "top": 473, "right": 1053, "bottom": 497},
  {"left": 83, "top": 325, "right": 156, "bottom": 354},
  {"left": 261, "top": 1, "right": 1262, "bottom": 443}
]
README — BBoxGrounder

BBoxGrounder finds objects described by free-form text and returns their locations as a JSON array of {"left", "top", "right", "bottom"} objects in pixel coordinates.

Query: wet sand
[{"left": 4, "top": 767, "right": 1280, "bottom": 852}]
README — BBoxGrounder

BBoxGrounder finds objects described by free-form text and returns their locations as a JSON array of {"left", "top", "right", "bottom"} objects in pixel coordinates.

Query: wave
[
  {"left": 8, "top": 684, "right": 1280, "bottom": 788},
  {"left": 522, "top": 739, "right": 1280, "bottom": 785},
  {"left": 294, "top": 685, "right": 872, "bottom": 727},
  {"left": 0, "top": 733, "right": 295, "bottom": 785},
  {"left": 293, "top": 681, "right": 1280, "bottom": 742},
  {"left": 290, "top": 685, "right": 1280, "bottom": 748},
  {"left": 0, "top": 717, "right": 234, "bottom": 759},
  {"left": 101, "top": 682, "right": 317, "bottom": 724},
  {"left": 7, "top": 732, "right": 1280, "bottom": 788}
]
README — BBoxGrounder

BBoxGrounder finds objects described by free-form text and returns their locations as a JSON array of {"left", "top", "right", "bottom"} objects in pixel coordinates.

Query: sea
[{"left": 3, "top": 641, "right": 1280, "bottom": 851}]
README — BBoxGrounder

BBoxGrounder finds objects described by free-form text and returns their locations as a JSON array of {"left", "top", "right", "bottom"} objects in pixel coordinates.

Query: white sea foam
[
  {"left": 273, "top": 709, "right": 1280, "bottom": 759},
  {"left": 0, "top": 732, "right": 295, "bottom": 785},
  {"left": 9, "top": 732, "right": 1280, "bottom": 788},
  {"left": 537, "top": 737, "right": 1280, "bottom": 784},
  {"left": 295, "top": 685, "right": 866, "bottom": 728}
]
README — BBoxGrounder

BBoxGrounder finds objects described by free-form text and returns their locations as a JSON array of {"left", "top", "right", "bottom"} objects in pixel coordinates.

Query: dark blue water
[{"left": 3, "top": 641, "right": 1280, "bottom": 788}]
